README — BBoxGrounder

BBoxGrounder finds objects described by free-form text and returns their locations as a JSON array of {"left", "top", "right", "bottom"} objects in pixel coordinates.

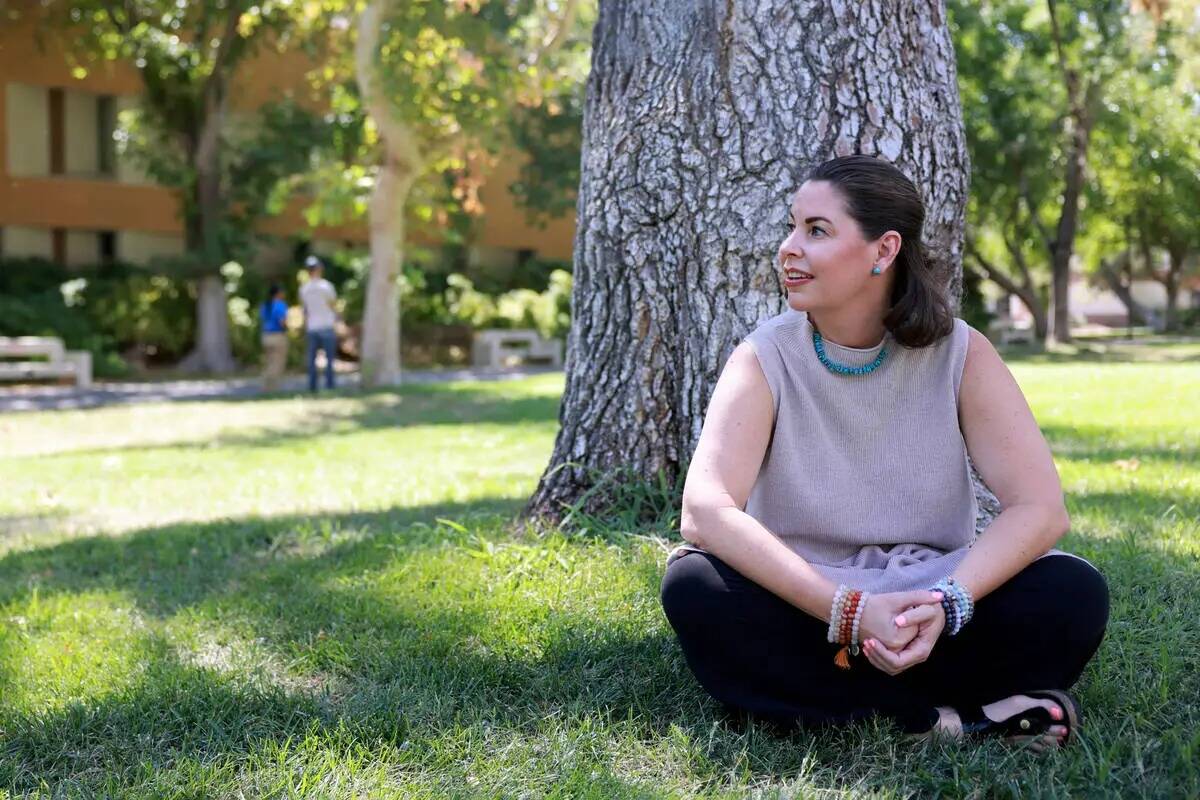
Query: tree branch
[
  {"left": 1045, "top": 0, "right": 1077, "bottom": 99},
  {"left": 965, "top": 236, "right": 1027, "bottom": 299},
  {"left": 208, "top": 2, "right": 249, "bottom": 87},
  {"left": 1002, "top": 236, "right": 1037, "bottom": 292},
  {"left": 1097, "top": 250, "right": 1147, "bottom": 324},
  {"left": 535, "top": 0, "right": 582, "bottom": 61},
  {"left": 356, "top": 1, "right": 422, "bottom": 175},
  {"left": 1018, "top": 178, "right": 1055, "bottom": 256},
  {"left": 100, "top": 1, "right": 134, "bottom": 34}
]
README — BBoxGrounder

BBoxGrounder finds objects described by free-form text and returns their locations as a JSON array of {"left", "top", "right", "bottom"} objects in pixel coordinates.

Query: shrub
[
  {"left": 439, "top": 270, "right": 571, "bottom": 340},
  {"left": 83, "top": 271, "right": 196, "bottom": 362},
  {"left": 0, "top": 258, "right": 137, "bottom": 376}
]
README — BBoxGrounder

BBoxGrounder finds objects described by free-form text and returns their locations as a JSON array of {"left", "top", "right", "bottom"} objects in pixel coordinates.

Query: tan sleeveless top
[{"left": 671, "top": 310, "right": 980, "bottom": 592}]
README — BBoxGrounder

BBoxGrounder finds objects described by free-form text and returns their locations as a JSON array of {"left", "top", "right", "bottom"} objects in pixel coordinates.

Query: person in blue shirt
[{"left": 260, "top": 283, "right": 289, "bottom": 391}]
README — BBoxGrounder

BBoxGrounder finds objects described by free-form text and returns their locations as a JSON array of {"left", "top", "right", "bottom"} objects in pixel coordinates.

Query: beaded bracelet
[
  {"left": 850, "top": 591, "right": 870, "bottom": 655},
  {"left": 949, "top": 579, "right": 975, "bottom": 632},
  {"left": 930, "top": 576, "right": 974, "bottom": 636},
  {"left": 826, "top": 585, "right": 847, "bottom": 644},
  {"left": 827, "top": 585, "right": 869, "bottom": 669}
]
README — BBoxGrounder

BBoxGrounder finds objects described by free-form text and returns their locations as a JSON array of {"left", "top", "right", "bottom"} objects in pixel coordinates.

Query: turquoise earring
[{"left": 871, "top": 265, "right": 882, "bottom": 275}]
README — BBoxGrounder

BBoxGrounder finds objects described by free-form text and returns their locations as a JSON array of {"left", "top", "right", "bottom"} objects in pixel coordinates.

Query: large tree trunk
[
  {"left": 528, "top": 0, "right": 972, "bottom": 521},
  {"left": 355, "top": 0, "right": 422, "bottom": 387}
]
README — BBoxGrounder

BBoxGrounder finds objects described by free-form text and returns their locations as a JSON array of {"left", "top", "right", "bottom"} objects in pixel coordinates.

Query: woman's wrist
[{"left": 930, "top": 576, "right": 975, "bottom": 635}]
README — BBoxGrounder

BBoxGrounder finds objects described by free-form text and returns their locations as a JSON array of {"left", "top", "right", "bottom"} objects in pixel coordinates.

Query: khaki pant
[{"left": 261, "top": 332, "right": 288, "bottom": 391}]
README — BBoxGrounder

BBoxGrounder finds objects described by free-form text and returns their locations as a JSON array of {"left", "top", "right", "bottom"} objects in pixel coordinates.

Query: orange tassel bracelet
[{"left": 827, "top": 586, "right": 870, "bottom": 670}]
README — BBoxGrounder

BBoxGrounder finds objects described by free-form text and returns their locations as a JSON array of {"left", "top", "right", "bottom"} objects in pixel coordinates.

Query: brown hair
[{"left": 807, "top": 155, "right": 954, "bottom": 347}]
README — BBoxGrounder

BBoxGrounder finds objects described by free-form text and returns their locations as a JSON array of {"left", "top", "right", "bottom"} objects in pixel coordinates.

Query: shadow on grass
[
  {"left": 0, "top": 510, "right": 72, "bottom": 540},
  {"left": 1040, "top": 422, "right": 1199, "bottom": 466},
  {"left": 2, "top": 486, "right": 1199, "bottom": 794},
  {"left": 998, "top": 340, "right": 1200, "bottom": 365},
  {"left": 0, "top": 498, "right": 531, "bottom": 615},
  {"left": 0, "top": 495, "right": 681, "bottom": 792},
  {"left": 9, "top": 382, "right": 563, "bottom": 462}
]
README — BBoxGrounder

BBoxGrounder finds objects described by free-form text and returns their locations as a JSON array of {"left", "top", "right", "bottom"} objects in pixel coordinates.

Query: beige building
[{"left": 0, "top": 11, "right": 575, "bottom": 271}]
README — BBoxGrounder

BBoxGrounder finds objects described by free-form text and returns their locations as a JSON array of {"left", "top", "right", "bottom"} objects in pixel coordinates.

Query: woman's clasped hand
[{"left": 856, "top": 590, "right": 946, "bottom": 676}]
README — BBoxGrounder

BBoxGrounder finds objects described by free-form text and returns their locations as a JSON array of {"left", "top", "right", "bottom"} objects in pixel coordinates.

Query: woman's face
[{"left": 777, "top": 180, "right": 892, "bottom": 313}]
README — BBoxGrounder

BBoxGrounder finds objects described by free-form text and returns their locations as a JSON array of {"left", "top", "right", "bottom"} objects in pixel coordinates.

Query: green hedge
[
  {"left": 0, "top": 255, "right": 575, "bottom": 375},
  {"left": 0, "top": 258, "right": 197, "bottom": 377}
]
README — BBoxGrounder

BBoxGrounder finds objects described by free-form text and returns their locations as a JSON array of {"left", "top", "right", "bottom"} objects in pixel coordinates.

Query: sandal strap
[{"left": 957, "top": 704, "right": 1054, "bottom": 739}]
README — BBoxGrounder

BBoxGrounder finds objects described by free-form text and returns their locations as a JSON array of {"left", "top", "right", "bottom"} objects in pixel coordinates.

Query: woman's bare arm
[
  {"left": 680, "top": 343, "right": 839, "bottom": 622},
  {"left": 952, "top": 328, "right": 1071, "bottom": 600}
]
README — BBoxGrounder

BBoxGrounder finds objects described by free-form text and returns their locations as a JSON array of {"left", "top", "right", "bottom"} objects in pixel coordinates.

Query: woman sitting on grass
[{"left": 660, "top": 155, "right": 1109, "bottom": 750}]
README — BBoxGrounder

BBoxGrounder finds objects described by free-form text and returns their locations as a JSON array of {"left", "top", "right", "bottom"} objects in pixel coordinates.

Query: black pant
[{"left": 660, "top": 550, "right": 1109, "bottom": 733}]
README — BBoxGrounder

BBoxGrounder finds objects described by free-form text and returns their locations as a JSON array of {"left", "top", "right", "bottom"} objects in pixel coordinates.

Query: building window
[
  {"left": 52, "top": 228, "right": 66, "bottom": 263},
  {"left": 97, "top": 95, "right": 116, "bottom": 176},
  {"left": 48, "top": 87, "right": 65, "bottom": 176},
  {"left": 99, "top": 230, "right": 116, "bottom": 263}
]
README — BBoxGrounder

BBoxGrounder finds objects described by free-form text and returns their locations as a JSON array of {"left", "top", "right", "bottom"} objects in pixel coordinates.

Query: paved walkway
[{"left": 0, "top": 366, "right": 562, "bottom": 413}]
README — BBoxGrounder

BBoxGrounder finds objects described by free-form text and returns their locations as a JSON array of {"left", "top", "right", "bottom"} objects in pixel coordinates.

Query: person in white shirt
[{"left": 299, "top": 255, "right": 339, "bottom": 392}]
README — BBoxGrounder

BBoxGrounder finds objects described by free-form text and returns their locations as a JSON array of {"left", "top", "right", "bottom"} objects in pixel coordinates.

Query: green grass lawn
[{"left": 1, "top": 344, "right": 1198, "bottom": 798}]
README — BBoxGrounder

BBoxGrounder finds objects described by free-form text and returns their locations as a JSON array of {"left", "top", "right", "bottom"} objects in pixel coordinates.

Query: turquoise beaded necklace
[{"left": 812, "top": 330, "right": 889, "bottom": 376}]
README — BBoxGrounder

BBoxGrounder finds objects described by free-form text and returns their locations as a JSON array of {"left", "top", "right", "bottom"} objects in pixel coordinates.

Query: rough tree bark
[
  {"left": 356, "top": 0, "right": 423, "bottom": 387},
  {"left": 529, "top": 0, "right": 988, "bottom": 526}
]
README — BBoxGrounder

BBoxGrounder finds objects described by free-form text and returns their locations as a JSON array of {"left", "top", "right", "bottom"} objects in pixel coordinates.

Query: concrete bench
[
  {"left": 471, "top": 329, "right": 563, "bottom": 368},
  {"left": 987, "top": 319, "right": 1035, "bottom": 346},
  {"left": 0, "top": 336, "right": 93, "bottom": 388}
]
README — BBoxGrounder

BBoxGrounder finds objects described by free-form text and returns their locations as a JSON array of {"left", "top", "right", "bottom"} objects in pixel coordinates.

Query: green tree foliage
[
  {"left": 308, "top": 0, "right": 592, "bottom": 233},
  {"left": 951, "top": 0, "right": 1199, "bottom": 339},
  {"left": 507, "top": 88, "right": 585, "bottom": 225},
  {"left": 1087, "top": 2, "right": 1200, "bottom": 330},
  {"left": 303, "top": 0, "right": 593, "bottom": 384},
  {"left": 951, "top": 0, "right": 1061, "bottom": 339},
  {"left": 43, "top": 0, "right": 336, "bottom": 370}
]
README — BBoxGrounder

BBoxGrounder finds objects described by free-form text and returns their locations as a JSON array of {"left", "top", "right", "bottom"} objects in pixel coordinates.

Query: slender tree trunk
[
  {"left": 1163, "top": 247, "right": 1184, "bottom": 332},
  {"left": 360, "top": 155, "right": 415, "bottom": 386},
  {"left": 356, "top": 0, "right": 422, "bottom": 386},
  {"left": 1048, "top": 109, "right": 1091, "bottom": 344},
  {"left": 1028, "top": 300, "right": 1049, "bottom": 342},
  {"left": 178, "top": 91, "right": 236, "bottom": 373},
  {"left": 1097, "top": 250, "right": 1147, "bottom": 326},
  {"left": 529, "top": 0, "right": 973, "bottom": 521},
  {"left": 1045, "top": 0, "right": 1099, "bottom": 345}
]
